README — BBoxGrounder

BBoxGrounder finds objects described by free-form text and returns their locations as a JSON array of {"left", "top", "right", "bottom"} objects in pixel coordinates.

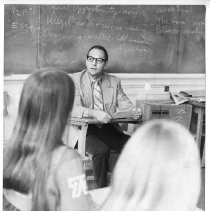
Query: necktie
[{"left": 93, "top": 81, "right": 104, "bottom": 110}]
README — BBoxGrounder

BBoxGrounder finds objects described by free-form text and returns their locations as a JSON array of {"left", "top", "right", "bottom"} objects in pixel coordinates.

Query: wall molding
[
  {"left": 4, "top": 73, "right": 205, "bottom": 81},
  {"left": 4, "top": 73, "right": 205, "bottom": 93},
  {"left": 115, "top": 74, "right": 206, "bottom": 92}
]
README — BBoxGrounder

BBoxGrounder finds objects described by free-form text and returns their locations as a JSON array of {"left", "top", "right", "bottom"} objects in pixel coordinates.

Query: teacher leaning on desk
[{"left": 71, "top": 45, "right": 142, "bottom": 188}]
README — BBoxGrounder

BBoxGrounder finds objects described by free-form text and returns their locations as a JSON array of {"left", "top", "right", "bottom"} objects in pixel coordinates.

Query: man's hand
[
  {"left": 89, "top": 109, "right": 112, "bottom": 123},
  {"left": 131, "top": 107, "right": 143, "bottom": 120}
]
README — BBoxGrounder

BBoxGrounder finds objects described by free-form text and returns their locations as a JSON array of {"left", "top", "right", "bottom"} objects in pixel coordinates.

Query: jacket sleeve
[
  {"left": 116, "top": 78, "right": 135, "bottom": 111},
  {"left": 71, "top": 74, "right": 89, "bottom": 118}
]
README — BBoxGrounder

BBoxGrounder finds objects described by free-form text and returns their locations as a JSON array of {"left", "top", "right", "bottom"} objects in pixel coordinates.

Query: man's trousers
[{"left": 86, "top": 124, "right": 130, "bottom": 188}]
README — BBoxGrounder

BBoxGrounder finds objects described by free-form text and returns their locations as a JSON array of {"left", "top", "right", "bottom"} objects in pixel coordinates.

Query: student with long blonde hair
[
  {"left": 100, "top": 119, "right": 202, "bottom": 211},
  {"left": 3, "top": 69, "right": 95, "bottom": 211}
]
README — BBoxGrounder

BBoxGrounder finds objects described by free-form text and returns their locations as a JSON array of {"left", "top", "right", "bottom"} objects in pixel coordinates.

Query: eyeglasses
[{"left": 87, "top": 56, "right": 106, "bottom": 64}]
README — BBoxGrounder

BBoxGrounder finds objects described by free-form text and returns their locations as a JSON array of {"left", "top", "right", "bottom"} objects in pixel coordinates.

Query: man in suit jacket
[{"left": 71, "top": 45, "right": 142, "bottom": 188}]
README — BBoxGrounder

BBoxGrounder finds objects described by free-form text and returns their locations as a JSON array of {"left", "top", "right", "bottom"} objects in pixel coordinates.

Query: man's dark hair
[{"left": 87, "top": 45, "right": 108, "bottom": 62}]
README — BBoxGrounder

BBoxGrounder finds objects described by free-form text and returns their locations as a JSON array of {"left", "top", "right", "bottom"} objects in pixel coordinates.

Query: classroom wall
[{"left": 3, "top": 73, "right": 205, "bottom": 140}]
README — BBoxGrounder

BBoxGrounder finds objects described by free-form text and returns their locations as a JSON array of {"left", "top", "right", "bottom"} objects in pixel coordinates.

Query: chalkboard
[{"left": 4, "top": 5, "right": 206, "bottom": 75}]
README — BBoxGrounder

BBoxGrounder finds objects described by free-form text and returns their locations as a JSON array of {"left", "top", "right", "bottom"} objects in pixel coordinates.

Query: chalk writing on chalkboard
[{"left": 4, "top": 5, "right": 205, "bottom": 75}]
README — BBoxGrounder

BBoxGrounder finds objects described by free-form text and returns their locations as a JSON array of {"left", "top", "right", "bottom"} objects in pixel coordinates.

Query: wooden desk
[
  {"left": 188, "top": 101, "right": 205, "bottom": 166},
  {"left": 67, "top": 117, "right": 142, "bottom": 156}
]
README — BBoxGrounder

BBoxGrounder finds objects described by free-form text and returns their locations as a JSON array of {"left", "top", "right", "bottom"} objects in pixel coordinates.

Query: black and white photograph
[{"left": 2, "top": 0, "right": 208, "bottom": 211}]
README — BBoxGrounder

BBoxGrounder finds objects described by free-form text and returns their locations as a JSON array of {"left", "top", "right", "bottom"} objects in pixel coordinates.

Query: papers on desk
[
  {"left": 112, "top": 111, "right": 136, "bottom": 119},
  {"left": 170, "top": 91, "right": 205, "bottom": 105},
  {"left": 194, "top": 97, "right": 206, "bottom": 103}
]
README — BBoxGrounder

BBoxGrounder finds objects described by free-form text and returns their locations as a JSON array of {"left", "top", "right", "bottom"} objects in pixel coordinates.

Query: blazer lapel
[{"left": 101, "top": 74, "right": 114, "bottom": 113}]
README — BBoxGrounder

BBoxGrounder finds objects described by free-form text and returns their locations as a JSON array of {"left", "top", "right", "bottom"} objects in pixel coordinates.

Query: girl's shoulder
[{"left": 51, "top": 145, "right": 82, "bottom": 172}]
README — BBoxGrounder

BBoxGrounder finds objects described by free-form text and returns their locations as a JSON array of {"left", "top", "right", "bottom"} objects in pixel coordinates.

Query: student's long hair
[
  {"left": 3, "top": 68, "right": 75, "bottom": 211},
  {"left": 101, "top": 120, "right": 201, "bottom": 211}
]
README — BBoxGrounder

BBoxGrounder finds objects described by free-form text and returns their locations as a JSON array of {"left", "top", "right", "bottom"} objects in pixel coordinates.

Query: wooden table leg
[
  {"left": 201, "top": 141, "right": 205, "bottom": 167},
  {"left": 78, "top": 123, "right": 88, "bottom": 156},
  {"left": 194, "top": 107, "right": 205, "bottom": 166}
]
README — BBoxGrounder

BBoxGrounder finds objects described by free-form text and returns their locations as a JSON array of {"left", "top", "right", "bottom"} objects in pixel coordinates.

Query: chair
[{"left": 136, "top": 100, "right": 192, "bottom": 130}]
